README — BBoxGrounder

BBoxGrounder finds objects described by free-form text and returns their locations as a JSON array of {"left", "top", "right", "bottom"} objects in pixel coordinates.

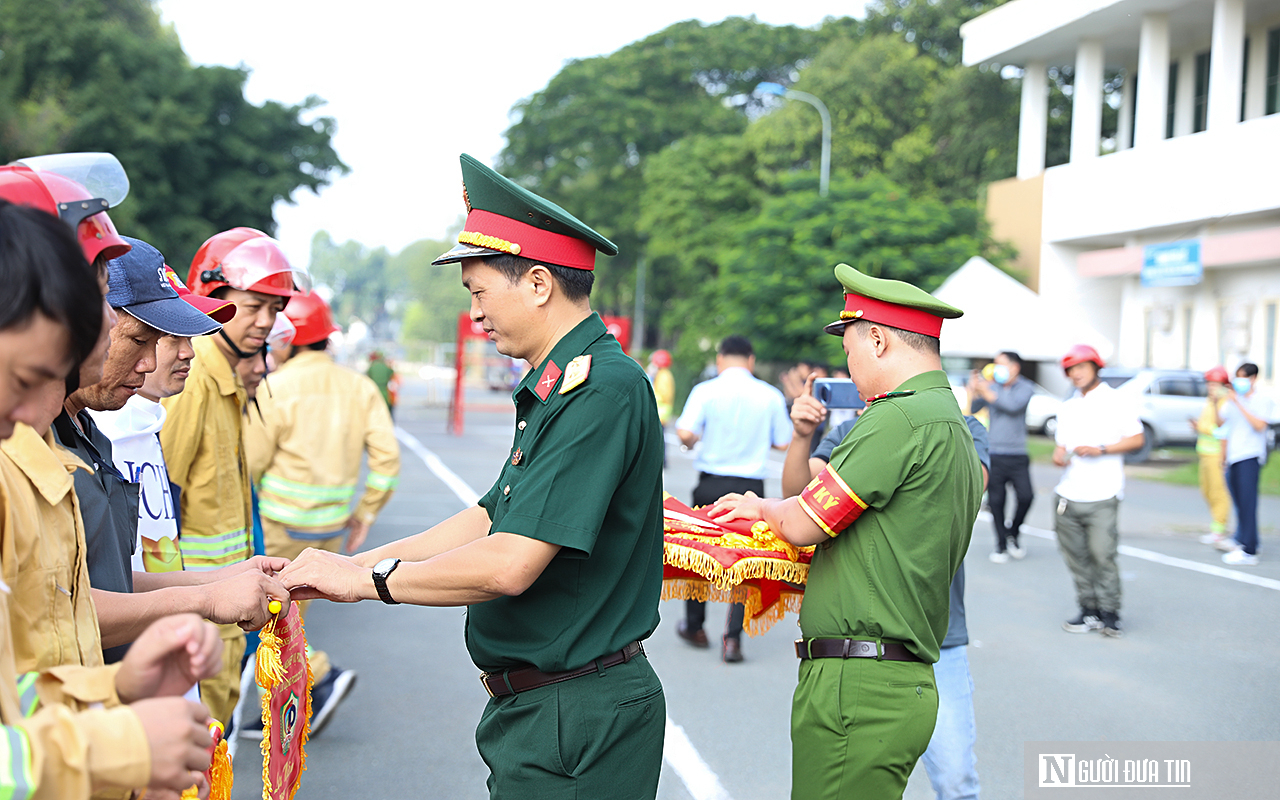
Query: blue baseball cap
[{"left": 105, "top": 237, "right": 223, "bottom": 337}]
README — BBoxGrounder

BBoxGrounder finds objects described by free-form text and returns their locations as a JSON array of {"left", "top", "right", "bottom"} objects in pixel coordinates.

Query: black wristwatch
[{"left": 372, "top": 557, "right": 401, "bottom": 605}]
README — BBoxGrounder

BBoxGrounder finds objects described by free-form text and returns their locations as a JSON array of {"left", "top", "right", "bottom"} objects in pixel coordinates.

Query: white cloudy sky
[{"left": 153, "top": 0, "right": 858, "bottom": 268}]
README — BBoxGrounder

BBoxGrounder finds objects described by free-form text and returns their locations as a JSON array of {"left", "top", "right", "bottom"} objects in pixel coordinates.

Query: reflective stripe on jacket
[
  {"left": 161, "top": 336, "right": 252, "bottom": 570},
  {"left": 247, "top": 350, "right": 400, "bottom": 535}
]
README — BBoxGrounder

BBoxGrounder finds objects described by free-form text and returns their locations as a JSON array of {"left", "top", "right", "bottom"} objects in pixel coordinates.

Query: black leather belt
[
  {"left": 481, "top": 641, "right": 645, "bottom": 698},
  {"left": 795, "top": 638, "right": 923, "bottom": 663}
]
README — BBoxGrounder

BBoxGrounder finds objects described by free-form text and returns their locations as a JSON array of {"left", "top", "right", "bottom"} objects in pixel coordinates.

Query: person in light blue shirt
[{"left": 674, "top": 335, "right": 791, "bottom": 662}]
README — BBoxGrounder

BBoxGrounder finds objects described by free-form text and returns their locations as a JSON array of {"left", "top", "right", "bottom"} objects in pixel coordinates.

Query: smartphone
[{"left": 812, "top": 378, "right": 865, "bottom": 409}]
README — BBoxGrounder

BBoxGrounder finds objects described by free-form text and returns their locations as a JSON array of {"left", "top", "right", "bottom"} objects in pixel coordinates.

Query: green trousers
[
  {"left": 476, "top": 655, "right": 665, "bottom": 799},
  {"left": 791, "top": 657, "right": 937, "bottom": 800},
  {"left": 1053, "top": 494, "right": 1122, "bottom": 613}
]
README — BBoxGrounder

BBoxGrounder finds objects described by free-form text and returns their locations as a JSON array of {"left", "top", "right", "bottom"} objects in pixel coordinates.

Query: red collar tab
[
  {"left": 460, "top": 209, "right": 597, "bottom": 271},
  {"left": 842, "top": 293, "right": 943, "bottom": 338},
  {"left": 866, "top": 390, "right": 917, "bottom": 404},
  {"left": 533, "top": 360, "right": 562, "bottom": 401}
]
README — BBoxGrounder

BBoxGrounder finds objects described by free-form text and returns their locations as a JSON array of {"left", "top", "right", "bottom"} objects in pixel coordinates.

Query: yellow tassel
[
  {"left": 256, "top": 619, "right": 285, "bottom": 690},
  {"left": 208, "top": 738, "right": 233, "bottom": 800}
]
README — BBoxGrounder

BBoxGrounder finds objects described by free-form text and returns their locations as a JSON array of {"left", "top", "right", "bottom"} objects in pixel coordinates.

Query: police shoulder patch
[{"left": 559, "top": 355, "right": 592, "bottom": 394}]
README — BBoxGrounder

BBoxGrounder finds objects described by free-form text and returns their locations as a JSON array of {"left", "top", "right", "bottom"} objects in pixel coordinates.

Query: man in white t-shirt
[
  {"left": 1052, "top": 346, "right": 1144, "bottom": 638},
  {"left": 1215, "top": 362, "right": 1275, "bottom": 566}
]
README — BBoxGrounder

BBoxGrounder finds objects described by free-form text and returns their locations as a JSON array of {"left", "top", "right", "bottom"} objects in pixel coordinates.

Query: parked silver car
[{"left": 1099, "top": 368, "right": 1206, "bottom": 463}]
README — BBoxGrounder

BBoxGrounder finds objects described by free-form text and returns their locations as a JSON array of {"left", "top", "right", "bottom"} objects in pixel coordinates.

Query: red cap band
[
  {"left": 842, "top": 293, "right": 943, "bottom": 338},
  {"left": 461, "top": 210, "right": 597, "bottom": 271}
]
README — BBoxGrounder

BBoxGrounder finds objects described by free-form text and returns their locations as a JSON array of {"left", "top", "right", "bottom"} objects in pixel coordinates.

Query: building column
[
  {"left": 1244, "top": 26, "right": 1268, "bottom": 119},
  {"left": 1018, "top": 60, "right": 1048, "bottom": 178},
  {"left": 1117, "top": 68, "right": 1135, "bottom": 150},
  {"left": 1207, "top": 0, "right": 1246, "bottom": 129},
  {"left": 1173, "top": 52, "right": 1196, "bottom": 136},
  {"left": 1134, "top": 13, "right": 1170, "bottom": 147},
  {"left": 1071, "top": 40, "right": 1105, "bottom": 162}
]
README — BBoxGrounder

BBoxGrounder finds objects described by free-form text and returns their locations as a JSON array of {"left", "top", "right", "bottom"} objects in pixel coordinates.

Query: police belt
[
  {"left": 795, "top": 638, "right": 923, "bottom": 663},
  {"left": 481, "top": 641, "right": 645, "bottom": 698}
]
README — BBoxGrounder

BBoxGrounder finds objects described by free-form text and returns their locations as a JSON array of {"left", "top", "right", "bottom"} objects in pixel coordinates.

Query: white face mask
[
  {"left": 992, "top": 364, "right": 1011, "bottom": 384},
  {"left": 1232, "top": 377, "right": 1253, "bottom": 395}
]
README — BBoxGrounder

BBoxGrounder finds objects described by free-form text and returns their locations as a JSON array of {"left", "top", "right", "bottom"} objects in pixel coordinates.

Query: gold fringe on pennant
[
  {"left": 662, "top": 540, "right": 810, "bottom": 590},
  {"left": 209, "top": 738, "right": 233, "bottom": 800},
  {"left": 258, "top": 605, "right": 315, "bottom": 800},
  {"left": 661, "top": 578, "right": 806, "bottom": 637}
]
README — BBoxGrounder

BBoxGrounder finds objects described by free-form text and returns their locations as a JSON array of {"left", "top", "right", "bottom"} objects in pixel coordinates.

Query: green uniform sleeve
[
  {"left": 492, "top": 384, "right": 644, "bottom": 557},
  {"left": 826, "top": 403, "right": 918, "bottom": 514}
]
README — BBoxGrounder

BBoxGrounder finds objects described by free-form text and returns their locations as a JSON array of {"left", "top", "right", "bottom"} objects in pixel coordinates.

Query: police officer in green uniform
[
  {"left": 280, "top": 154, "right": 667, "bottom": 799},
  {"left": 709, "top": 264, "right": 982, "bottom": 800}
]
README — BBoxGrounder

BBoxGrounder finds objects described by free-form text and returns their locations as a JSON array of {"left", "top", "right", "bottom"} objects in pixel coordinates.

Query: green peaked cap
[
  {"left": 823, "top": 263, "right": 963, "bottom": 337},
  {"left": 432, "top": 154, "right": 617, "bottom": 270}
]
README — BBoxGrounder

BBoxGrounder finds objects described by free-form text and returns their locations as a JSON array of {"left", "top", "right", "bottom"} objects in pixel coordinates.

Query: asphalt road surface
[{"left": 231, "top": 388, "right": 1279, "bottom": 799}]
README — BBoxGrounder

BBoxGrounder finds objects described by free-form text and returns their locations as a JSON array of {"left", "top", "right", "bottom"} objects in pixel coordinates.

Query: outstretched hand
[
  {"left": 706, "top": 491, "right": 766, "bottom": 526},
  {"left": 203, "top": 569, "right": 291, "bottom": 632},
  {"left": 278, "top": 548, "right": 371, "bottom": 603},
  {"left": 116, "top": 614, "right": 223, "bottom": 704}
]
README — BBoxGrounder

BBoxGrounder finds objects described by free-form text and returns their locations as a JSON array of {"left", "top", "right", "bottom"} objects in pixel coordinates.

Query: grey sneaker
[
  {"left": 1062, "top": 608, "right": 1103, "bottom": 633},
  {"left": 1099, "top": 611, "right": 1122, "bottom": 638}
]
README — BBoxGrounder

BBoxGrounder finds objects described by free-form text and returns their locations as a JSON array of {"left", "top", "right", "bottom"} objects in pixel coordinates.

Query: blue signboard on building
[{"left": 1141, "top": 239, "right": 1202, "bottom": 287}]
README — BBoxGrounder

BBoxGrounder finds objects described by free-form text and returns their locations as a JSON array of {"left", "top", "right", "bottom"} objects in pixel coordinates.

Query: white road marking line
[
  {"left": 395, "top": 426, "right": 480, "bottom": 506},
  {"left": 395, "top": 424, "right": 737, "bottom": 800},
  {"left": 978, "top": 512, "right": 1280, "bottom": 592},
  {"left": 664, "top": 716, "right": 735, "bottom": 800}
]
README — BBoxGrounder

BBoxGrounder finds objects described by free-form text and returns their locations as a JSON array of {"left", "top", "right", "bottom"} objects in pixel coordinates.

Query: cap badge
[
  {"left": 559, "top": 355, "right": 592, "bottom": 395},
  {"left": 457, "top": 230, "right": 522, "bottom": 256},
  {"left": 462, "top": 182, "right": 472, "bottom": 213}
]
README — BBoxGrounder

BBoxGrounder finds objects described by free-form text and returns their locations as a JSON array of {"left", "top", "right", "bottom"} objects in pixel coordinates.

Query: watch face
[{"left": 374, "top": 557, "right": 399, "bottom": 577}]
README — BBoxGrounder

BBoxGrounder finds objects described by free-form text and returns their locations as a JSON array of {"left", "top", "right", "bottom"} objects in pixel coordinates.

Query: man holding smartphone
[{"left": 674, "top": 335, "right": 791, "bottom": 662}]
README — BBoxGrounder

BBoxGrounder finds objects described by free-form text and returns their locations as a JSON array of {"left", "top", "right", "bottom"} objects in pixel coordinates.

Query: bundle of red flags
[{"left": 661, "top": 493, "right": 813, "bottom": 636}]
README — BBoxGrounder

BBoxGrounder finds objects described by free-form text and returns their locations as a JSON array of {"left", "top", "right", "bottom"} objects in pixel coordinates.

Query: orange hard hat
[
  {"left": 651, "top": 349, "right": 672, "bottom": 368},
  {"left": 187, "top": 227, "right": 311, "bottom": 300},
  {"left": 1061, "top": 344, "right": 1105, "bottom": 373},
  {"left": 283, "top": 291, "right": 340, "bottom": 347},
  {"left": 1204, "top": 365, "right": 1230, "bottom": 384},
  {"left": 0, "top": 159, "right": 131, "bottom": 264}
]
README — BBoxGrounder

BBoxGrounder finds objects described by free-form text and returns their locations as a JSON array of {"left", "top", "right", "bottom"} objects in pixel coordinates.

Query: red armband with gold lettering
[{"left": 797, "top": 466, "right": 868, "bottom": 537}]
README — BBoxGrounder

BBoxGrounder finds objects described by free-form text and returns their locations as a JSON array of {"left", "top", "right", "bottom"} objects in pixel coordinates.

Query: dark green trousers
[
  {"left": 476, "top": 655, "right": 665, "bottom": 799},
  {"left": 791, "top": 657, "right": 937, "bottom": 800}
]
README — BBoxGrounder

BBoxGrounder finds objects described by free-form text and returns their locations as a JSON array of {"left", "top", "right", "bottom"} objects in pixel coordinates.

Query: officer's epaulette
[{"left": 866, "top": 390, "right": 916, "bottom": 404}]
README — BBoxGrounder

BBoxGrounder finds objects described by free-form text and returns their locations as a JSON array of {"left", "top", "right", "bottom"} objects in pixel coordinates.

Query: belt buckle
[{"left": 479, "top": 671, "right": 496, "bottom": 698}]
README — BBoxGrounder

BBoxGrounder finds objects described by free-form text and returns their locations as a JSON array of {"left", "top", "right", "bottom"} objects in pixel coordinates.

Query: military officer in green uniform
[
  {"left": 280, "top": 154, "right": 667, "bottom": 799},
  {"left": 710, "top": 264, "right": 982, "bottom": 800}
]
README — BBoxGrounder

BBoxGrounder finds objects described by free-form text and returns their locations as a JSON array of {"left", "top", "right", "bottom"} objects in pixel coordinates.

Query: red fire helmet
[
  {"left": 283, "top": 291, "right": 340, "bottom": 347},
  {"left": 1203, "top": 365, "right": 1230, "bottom": 384},
  {"left": 1061, "top": 344, "right": 1105, "bottom": 373},
  {"left": 0, "top": 155, "right": 131, "bottom": 263},
  {"left": 187, "top": 227, "right": 311, "bottom": 300}
]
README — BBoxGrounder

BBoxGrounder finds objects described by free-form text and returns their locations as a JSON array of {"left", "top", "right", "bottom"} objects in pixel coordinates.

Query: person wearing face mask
[
  {"left": 969, "top": 351, "right": 1035, "bottom": 563},
  {"left": 1213, "top": 363, "right": 1275, "bottom": 566}
]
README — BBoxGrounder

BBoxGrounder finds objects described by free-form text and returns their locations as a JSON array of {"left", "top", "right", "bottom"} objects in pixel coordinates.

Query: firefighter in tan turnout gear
[{"left": 244, "top": 290, "right": 401, "bottom": 736}]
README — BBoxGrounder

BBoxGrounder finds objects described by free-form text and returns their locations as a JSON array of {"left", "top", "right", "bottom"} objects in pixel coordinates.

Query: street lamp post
[{"left": 756, "top": 81, "right": 831, "bottom": 197}]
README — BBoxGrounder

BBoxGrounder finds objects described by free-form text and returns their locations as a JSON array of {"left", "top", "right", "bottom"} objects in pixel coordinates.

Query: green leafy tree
[
  {"left": 0, "top": 0, "right": 347, "bottom": 265},
  {"left": 499, "top": 16, "right": 839, "bottom": 313},
  {"left": 680, "top": 173, "right": 1004, "bottom": 365},
  {"left": 861, "top": 0, "right": 1012, "bottom": 67}
]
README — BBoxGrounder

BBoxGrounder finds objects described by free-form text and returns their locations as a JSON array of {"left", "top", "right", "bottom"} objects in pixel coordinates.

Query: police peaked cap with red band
[
  {"left": 823, "top": 263, "right": 963, "bottom": 338},
  {"left": 431, "top": 154, "right": 618, "bottom": 271}
]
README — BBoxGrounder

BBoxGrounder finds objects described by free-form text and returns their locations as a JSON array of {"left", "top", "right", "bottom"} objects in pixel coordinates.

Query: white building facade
[{"left": 963, "top": 0, "right": 1280, "bottom": 383}]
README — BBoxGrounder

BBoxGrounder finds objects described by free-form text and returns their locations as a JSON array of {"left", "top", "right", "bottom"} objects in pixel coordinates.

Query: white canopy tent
[{"left": 933, "top": 257, "right": 1114, "bottom": 363}]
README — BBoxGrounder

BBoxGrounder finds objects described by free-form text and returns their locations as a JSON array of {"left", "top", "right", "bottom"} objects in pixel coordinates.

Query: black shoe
[
  {"left": 676, "top": 620, "right": 709, "bottom": 648},
  {"left": 721, "top": 636, "right": 743, "bottom": 663},
  {"left": 1062, "top": 608, "right": 1103, "bottom": 634},
  {"left": 1098, "top": 611, "right": 1122, "bottom": 638},
  {"left": 309, "top": 667, "right": 357, "bottom": 737}
]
